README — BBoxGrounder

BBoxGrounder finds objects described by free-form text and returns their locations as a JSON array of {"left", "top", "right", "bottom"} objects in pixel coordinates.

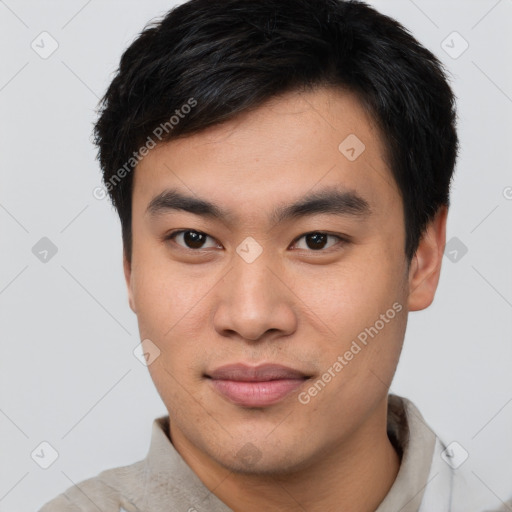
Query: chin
[{"left": 215, "top": 444, "right": 318, "bottom": 477}]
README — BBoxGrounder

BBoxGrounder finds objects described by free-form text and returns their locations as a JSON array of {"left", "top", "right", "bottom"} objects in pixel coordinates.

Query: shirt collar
[
  {"left": 375, "top": 394, "right": 440, "bottom": 512},
  {"left": 118, "top": 394, "right": 443, "bottom": 512}
]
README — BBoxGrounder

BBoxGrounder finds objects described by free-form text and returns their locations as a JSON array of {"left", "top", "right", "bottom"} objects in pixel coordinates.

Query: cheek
[
  {"left": 132, "top": 264, "right": 211, "bottom": 405},
  {"left": 130, "top": 274, "right": 210, "bottom": 400},
  {"left": 131, "top": 256, "right": 209, "bottom": 338},
  {"left": 293, "top": 249, "right": 408, "bottom": 398},
  {"left": 294, "top": 251, "right": 404, "bottom": 336}
]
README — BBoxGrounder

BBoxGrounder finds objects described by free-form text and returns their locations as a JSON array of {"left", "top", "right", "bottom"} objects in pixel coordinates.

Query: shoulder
[{"left": 38, "top": 461, "right": 145, "bottom": 512}]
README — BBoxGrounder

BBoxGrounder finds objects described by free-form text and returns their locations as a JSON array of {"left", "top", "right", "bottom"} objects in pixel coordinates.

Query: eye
[
  {"left": 164, "top": 229, "right": 348, "bottom": 253},
  {"left": 292, "top": 232, "right": 346, "bottom": 251},
  {"left": 165, "top": 230, "right": 220, "bottom": 250}
]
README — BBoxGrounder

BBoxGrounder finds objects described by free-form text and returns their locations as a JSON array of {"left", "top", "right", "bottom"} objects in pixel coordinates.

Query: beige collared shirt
[{"left": 38, "top": 394, "right": 506, "bottom": 512}]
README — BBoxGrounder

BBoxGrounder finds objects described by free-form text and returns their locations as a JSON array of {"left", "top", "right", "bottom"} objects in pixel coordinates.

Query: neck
[{"left": 169, "top": 397, "right": 400, "bottom": 512}]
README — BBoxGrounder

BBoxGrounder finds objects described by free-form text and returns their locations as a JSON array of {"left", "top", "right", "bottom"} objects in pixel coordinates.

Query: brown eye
[
  {"left": 293, "top": 232, "right": 345, "bottom": 251},
  {"left": 306, "top": 233, "right": 328, "bottom": 250},
  {"left": 166, "top": 230, "right": 219, "bottom": 250}
]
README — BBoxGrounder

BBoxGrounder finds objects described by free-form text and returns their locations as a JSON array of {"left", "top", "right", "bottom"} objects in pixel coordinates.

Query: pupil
[
  {"left": 184, "top": 231, "right": 205, "bottom": 249},
  {"left": 182, "top": 232, "right": 328, "bottom": 250},
  {"left": 307, "top": 233, "right": 327, "bottom": 250}
]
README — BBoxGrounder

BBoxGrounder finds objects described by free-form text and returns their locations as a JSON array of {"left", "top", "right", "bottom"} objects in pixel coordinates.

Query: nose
[{"left": 212, "top": 255, "right": 298, "bottom": 342}]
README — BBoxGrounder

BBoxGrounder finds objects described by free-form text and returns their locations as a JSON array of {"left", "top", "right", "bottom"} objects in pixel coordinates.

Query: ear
[
  {"left": 123, "top": 250, "right": 136, "bottom": 313},
  {"left": 407, "top": 205, "right": 448, "bottom": 311}
]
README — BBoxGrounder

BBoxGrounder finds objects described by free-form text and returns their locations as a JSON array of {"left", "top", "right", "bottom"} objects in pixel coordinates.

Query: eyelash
[{"left": 163, "top": 229, "right": 349, "bottom": 253}]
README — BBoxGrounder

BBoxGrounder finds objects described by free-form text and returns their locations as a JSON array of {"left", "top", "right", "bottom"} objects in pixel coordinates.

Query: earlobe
[
  {"left": 123, "top": 251, "right": 136, "bottom": 314},
  {"left": 407, "top": 206, "right": 448, "bottom": 311}
]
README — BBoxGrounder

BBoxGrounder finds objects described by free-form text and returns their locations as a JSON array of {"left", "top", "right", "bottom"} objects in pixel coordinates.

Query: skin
[{"left": 124, "top": 86, "right": 447, "bottom": 512}]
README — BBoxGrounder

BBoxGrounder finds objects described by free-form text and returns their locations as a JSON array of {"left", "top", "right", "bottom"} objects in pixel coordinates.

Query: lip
[
  {"left": 206, "top": 363, "right": 310, "bottom": 381},
  {"left": 206, "top": 363, "right": 310, "bottom": 407}
]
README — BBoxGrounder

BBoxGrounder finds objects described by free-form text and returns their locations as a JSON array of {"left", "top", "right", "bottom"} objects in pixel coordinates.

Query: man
[{"left": 39, "top": 0, "right": 504, "bottom": 511}]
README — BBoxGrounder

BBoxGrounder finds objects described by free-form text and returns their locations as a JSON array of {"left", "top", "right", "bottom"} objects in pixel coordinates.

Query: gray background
[{"left": 1, "top": 0, "right": 511, "bottom": 510}]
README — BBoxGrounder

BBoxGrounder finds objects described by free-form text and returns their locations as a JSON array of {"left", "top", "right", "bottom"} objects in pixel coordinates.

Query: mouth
[{"left": 205, "top": 363, "right": 312, "bottom": 407}]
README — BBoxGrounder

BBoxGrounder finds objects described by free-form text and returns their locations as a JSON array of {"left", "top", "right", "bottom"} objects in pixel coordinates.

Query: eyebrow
[{"left": 145, "top": 187, "right": 372, "bottom": 226}]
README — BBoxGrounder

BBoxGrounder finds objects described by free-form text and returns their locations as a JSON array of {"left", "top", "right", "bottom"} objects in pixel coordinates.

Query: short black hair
[{"left": 93, "top": 0, "right": 459, "bottom": 265}]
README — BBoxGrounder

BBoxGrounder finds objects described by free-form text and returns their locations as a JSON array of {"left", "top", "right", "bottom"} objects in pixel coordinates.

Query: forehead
[{"left": 132, "top": 86, "right": 399, "bottom": 222}]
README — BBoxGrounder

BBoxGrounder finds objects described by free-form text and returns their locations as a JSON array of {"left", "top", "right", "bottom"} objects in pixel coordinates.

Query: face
[{"left": 124, "top": 86, "right": 443, "bottom": 475}]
